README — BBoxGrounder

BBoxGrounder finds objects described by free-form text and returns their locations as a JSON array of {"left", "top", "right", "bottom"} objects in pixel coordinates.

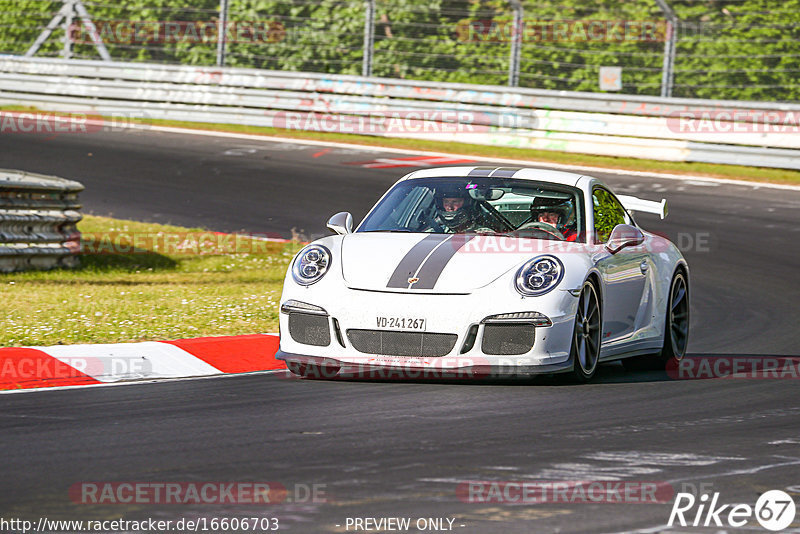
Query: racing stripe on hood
[
  {"left": 386, "top": 234, "right": 452, "bottom": 288},
  {"left": 490, "top": 167, "right": 522, "bottom": 177},
  {"left": 468, "top": 167, "right": 521, "bottom": 178},
  {"left": 412, "top": 235, "right": 476, "bottom": 289},
  {"left": 467, "top": 167, "right": 497, "bottom": 177}
]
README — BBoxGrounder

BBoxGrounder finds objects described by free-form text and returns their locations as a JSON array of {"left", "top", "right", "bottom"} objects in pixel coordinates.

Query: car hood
[{"left": 340, "top": 232, "right": 582, "bottom": 294}]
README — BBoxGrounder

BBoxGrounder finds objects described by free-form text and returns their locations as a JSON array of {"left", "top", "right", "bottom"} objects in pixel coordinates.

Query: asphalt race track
[{"left": 2, "top": 128, "right": 800, "bottom": 533}]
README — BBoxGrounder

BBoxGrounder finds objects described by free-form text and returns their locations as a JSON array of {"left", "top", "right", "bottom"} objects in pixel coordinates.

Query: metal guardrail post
[
  {"left": 26, "top": 0, "right": 111, "bottom": 61},
  {"left": 654, "top": 0, "right": 677, "bottom": 98},
  {"left": 665, "top": 21, "right": 677, "bottom": 97},
  {"left": 217, "top": 0, "right": 230, "bottom": 67},
  {"left": 362, "top": 0, "right": 375, "bottom": 77},
  {"left": 26, "top": 2, "right": 73, "bottom": 57},
  {"left": 508, "top": 0, "right": 523, "bottom": 87},
  {"left": 72, "top": 2, "right": 112, "bottom": 61},
  {"left": 61, "top": 0, "right": 76, "bottom": 60}
]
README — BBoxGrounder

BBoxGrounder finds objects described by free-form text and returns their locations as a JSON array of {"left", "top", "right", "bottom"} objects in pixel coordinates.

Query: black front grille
[
  {"left": 347, "top": 329, "right": 457, "bottom": 358},
  {"left": 288, "top": 313, "right": 331, "bottom": 346},
  {"left": 481, "top": 324, "right": 536, "bottom": 355}
]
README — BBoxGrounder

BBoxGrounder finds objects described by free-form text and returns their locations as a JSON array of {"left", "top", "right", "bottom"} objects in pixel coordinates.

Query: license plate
[{"left": 376, "top": 316, "right": 426, "bottom": 331}]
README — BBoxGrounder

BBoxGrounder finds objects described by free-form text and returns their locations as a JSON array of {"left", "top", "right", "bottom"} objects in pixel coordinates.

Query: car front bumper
[{"left": 278, "top": 282, "right": 580, "bottom": 377}]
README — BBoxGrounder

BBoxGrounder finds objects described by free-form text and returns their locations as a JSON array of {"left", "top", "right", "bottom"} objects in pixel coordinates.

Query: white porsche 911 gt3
[{"left": 276, "top": 166, "right": 689, "bottom": 382}]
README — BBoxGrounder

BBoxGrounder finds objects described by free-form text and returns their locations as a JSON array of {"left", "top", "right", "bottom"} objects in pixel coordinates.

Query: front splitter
[{"left": 276, "top": 350, "right": 574, "bottom": 380}]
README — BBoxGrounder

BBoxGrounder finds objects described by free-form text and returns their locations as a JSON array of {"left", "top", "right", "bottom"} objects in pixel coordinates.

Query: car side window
[{"left": 592, "top": 187, "right": 629, "bottom": 243}]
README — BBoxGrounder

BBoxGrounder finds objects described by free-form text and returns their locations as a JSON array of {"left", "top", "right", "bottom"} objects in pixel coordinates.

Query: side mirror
[
  {"left": 606, "top": 224, "right": 645, "bottom": 254},
  {"left": 327, "top": 212, "right": 353, "bottom": 235}
]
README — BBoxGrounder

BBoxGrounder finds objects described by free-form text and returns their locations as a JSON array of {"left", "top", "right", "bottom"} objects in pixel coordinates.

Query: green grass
[
  {"left": 0, "top": 215, "right": 303, "bottom": 347},
  {"left": 5, "top": 105, "right": 797, "bottom": 185}
]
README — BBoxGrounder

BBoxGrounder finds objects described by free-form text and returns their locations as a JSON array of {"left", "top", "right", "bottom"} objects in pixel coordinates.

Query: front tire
[
  {"left": 622, "top": 271, "right": 689, "bottom": 371},
  {"left": 570, "top": 280, "right": 602, "bottom": 382}
]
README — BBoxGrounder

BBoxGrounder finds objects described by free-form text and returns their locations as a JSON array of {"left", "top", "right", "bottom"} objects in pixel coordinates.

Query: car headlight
[
  {"left": 515, "top": 255, "right": 564, "bottom": 297},
  {"left": 292, "top": 245, "right": 331, "bottom": 286}
]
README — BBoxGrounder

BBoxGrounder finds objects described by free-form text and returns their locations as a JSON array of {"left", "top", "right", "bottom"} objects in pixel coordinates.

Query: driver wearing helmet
[
  {"left": 423, "top": 185, "right": 494, "bottom": 233},
  {"left": 531, "top": 199, "right": 578, "bottom": 241},
  {"left": 433, "top": 187, "right": 475, "bottom": 233}
]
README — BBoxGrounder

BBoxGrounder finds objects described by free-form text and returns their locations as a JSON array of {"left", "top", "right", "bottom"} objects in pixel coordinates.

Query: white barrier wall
[{"left": 1, "top": 56, "right": 799, "bottom": 170}]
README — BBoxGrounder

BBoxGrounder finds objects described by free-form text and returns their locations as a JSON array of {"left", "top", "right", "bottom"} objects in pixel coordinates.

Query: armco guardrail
[
  {"left": 0, "top": 170, "right": 83, "bottom": 273},
  {"left": 1, "top": 56, "right": 799, "bottom": 170}
]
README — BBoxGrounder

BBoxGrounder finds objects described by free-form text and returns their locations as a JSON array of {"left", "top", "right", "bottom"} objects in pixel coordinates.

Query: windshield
[{"left": 358, "top": 177, "right": 585, "bottom": 242}]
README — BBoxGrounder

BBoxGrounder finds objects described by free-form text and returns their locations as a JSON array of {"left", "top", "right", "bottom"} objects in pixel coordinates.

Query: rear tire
[
  {"left": 621, "top": 271, "right": 689, "bottom": 371},
  {"left": 662, "top": 271, "right": 690, "bottom": 363},
  {"left": 570, "top": 280, "right": 602, "bottom": 382}
]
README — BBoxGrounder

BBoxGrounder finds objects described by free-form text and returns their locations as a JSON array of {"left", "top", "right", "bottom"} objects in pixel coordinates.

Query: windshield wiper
[{"left": 361, "top": 229, "right": 413, "bottom": 233}]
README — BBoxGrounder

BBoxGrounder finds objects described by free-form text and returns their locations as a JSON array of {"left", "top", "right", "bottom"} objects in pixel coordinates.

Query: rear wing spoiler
[{"left": 617, "top": 195, "right": 668, "bottom": 220}]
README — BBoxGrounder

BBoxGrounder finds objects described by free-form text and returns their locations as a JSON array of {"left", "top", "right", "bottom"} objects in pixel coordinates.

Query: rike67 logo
[{"left": 669, "top": 490, "right": 796, "bottom": 531}]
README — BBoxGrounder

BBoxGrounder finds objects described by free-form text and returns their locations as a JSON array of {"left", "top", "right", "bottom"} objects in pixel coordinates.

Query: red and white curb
[{"left": 0, "top": 334, "right": 284, "bottom": 393}]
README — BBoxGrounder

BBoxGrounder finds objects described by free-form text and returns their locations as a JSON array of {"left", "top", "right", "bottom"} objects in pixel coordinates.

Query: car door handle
[{"left": 640, "top": 260, "right": 649, "bottom": 273}]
